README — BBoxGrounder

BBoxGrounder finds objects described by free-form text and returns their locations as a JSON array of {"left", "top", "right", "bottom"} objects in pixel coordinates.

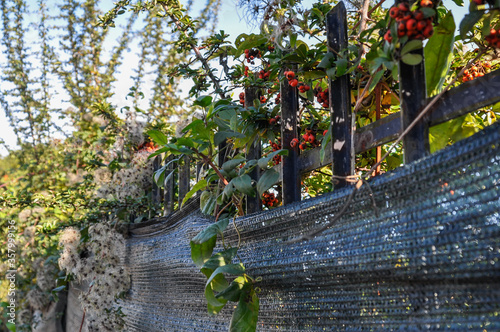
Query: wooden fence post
[
  {"left": 245, "top": 85, "right": 262, "bottom": 213},
  {"left": 177, "top": 155, "right": 190, "bottom": 208},
  {"left": 398, "top": 43, "right": 429, "bottom": 163},
  {"left": 326, "top": 2, "right": 354, "bottom": 189},
  {"left": 164, "top": 154, "right": 176, "bottom": 215},
  {"left": 151, "top": 155, "right": 163, "bottom": 207},
  {"left": 281, "top": 64, "right": 301, "bottom": 204}
]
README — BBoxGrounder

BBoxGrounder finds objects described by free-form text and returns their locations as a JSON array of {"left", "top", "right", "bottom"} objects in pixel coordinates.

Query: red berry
[
  {"left": 290, "top": 138, "right": 299, "bottom": 148},
  {"left": 269, "top": 118, "right": 276, "bottom": 125},
  {"left": 406, "top": 19, "right": 417, "bottom": 31},
  {"left": 260, "top": 96, "right": 267, "bottom": 103},
  {"left": 323, "top": 130, "right": 328, "bottom": 136},
  {"left": 286, "top": 71, "right": 295, "bottom": 80},
  {"left": 289, "top": 79, "right": 299, "bottom": 87},
  {"left": 398, "top": 3, "right": 409, "bottom": 11},
  {"left": 389, "top": 7, "right": 399, "bottom": 18},
  {"left": 414, "top": 10, "right": 424, "bottom": 21}
]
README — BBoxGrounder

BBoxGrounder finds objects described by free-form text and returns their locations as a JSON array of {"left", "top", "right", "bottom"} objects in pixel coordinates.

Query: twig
[
  {"left": 352, "top": 0, "right": 386, "bottom": 31},
  {"left": 160, "top": 3, "right": 226, "bottom": 99}
]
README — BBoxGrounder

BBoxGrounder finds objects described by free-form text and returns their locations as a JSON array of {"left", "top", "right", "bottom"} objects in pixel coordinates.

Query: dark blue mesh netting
[{"left": 120, "top": 122, "right": 500, "bottom": 331}]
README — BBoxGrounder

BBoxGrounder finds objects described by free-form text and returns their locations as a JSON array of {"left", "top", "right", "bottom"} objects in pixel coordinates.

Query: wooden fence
[{"left": 148, "top": 2, "right": 500, "bottom": 217}]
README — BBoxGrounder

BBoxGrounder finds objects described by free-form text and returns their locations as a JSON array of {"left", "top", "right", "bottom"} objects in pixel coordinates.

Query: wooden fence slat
[
  {"left": 326, "top": 2, "right": 354, "bottom": 188},
  {"left": 178, "top": 155, "right": 190, "bottom": 208},
  {"left": 399, "top": 47, "right": 429, "bottom": 163},
  {"left": 164, "top": 155, "right": 175, "bottom": 215},
  {"left": 245, "top": 85, "right": 262, "bottom": 213},
  {"left": 280, "top": 65, "right": 301, "bottom": 204},
  {"left": 429, "top": 68, "right": 500, "bottom": 126},
  {"left": 151, "top": 155, "right": 162, "bottom": 207}
]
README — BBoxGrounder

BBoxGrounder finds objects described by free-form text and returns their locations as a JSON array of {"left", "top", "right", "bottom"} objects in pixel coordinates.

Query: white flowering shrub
[{"left": 58, "top": 224, "right": 130, "bottom": 331}]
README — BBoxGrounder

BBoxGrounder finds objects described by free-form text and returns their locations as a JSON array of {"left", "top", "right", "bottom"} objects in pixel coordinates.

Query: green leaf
[
  {"left": 317, "top": 52, "right": 333, "bottom": 69},
  {"left": 200, "top": 190, "right": 217, "bottom": 215},
  {"left": 192, "top": 217, "right": 230, "bottom": 244},
  {"left": 216, "top": 276, "right": 246, "bottom": 302},
  {"left": 206, "top": 263, "right": 245, "bottom": 288},
  {"left": 190, "top": 235, "right": 217, "bottom": 267},
  {"left": 459, "top": 11, "right": 484, "bottom": 40},
  {"left": 52, "top": 285, "right": 66, "bottom": 293},
  {"left": 451, "top": 0, "right": 464, "bottom": 6},
  {"left": 194, "top": 95, "right": 213, "bottom": 108},
  {"left": 256, "top": 169, "right": 279, "bottom": 196},
  {"left": 401, "top": 40, "right": 423, "bottom": 55},
  {"left": 334, "top": 58, "right": 348, "bottom": 76},
  {"left": 147, "top": 129, "right": 169, "bottom": 146},
  {"left": 425, "top": 11, "right": 455, "bottom": 96},
  {"left": 401, "top": 53, "right": 423, "bottom": 65},
  {"left": 229, "top": 289, "right": 259, "bottom": 332},
  {"left": 222, "top": 158, "right": 246, "bottom": 173},
  {"left": 232, "top": 174, "right": 255, "bottom": 197},
  {"left": 205, "top": 279, "right": 228, "bottom": 314},
  {"left": 181, "top": 179, "right": 207, "bottom": 207},
  {"left": 202, "top": 248, "right": 238, "bottom": 270},
  {"left": 296, "top": 43, "right": 308, "bottom": 59},
  {"left": 368, "top": 70, "right": 384, "bottom": 94},
  {"left": 302, "top": 70, "right": 326, "bottom": 80}
]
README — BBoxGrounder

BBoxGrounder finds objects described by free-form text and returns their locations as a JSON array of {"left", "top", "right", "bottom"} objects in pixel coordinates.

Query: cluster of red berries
[
  {"left": 269, "top": 139, "right": 282, "bottom": 165},
  {"left": 486, "top": 28, "right": 500, "bottom": 48},
  {"left": 285, "top": 70, "right": 299, "bottom": 87},
  {"left": 244, "top": 66, "right": 250, "bottom": 77},
  {"left": 462, "top": 63, "right": 490, "bottom": 82},
  {"left": 274, "top": 92, "right": 281, "bottom": 104},
  {"left": 262, "top": 191, "right": 279, "bottom": 208},
  {"left": 244, "top": 48, "right": 261, "bottom": 64},
  {"left": 290, "top": 129, "right": 324, "bottom": 150},
  {"left": 385, "top": 2, "right": 434, "bottom": 42},
  {"left": 268, "top": 115, "right": 280, "bottom": 125},
  {"left": 315, "top": 87, "right": 329, "bottom": 108},
  {"left": 258, "top": 68, "right": 271, "bottom": 80},
  {"left": 298, "top": 84, "right": 310, "bottom": 93},
  {"left": 239, "top": 92, "right": 245, "bottom": 105}
]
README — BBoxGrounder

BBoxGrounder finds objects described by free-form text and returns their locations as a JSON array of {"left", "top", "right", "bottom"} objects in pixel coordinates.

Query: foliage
[{"left": 0, "top": 0, "right": 499, "bottom": 331}]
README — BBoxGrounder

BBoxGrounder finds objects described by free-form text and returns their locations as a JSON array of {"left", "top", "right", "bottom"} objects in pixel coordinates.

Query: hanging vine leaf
[{"left": 425, "top": 11, "right": 455, "bottom": 96}]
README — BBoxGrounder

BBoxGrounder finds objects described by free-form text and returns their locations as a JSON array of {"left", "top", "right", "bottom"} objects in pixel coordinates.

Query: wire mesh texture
[{"left": 120, "top": 122, "right": 500, "bottom": 331}]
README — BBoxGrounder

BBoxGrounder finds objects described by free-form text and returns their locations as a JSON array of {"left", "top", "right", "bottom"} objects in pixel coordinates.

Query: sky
[{"left": 0, "top": 0, "right": 469, "bottom": 156}]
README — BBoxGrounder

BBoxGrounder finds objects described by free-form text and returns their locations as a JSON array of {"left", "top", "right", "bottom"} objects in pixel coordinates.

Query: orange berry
[
  {"left": 414, "top": 10, "right": 424, "bottom": 21},
  {"left": 420, "top": 0, "right": 433, "bottom": 7},
  {"left": 260, "top": 96, "right": 267, "bottom": 103},
  {"left": 307, "top": 135, "right": 315, "bottom": 144},
  {"left": 406, "top": 19, "right": 417, "bottom": 31},
  {"left": 286, "top": 71, "right": 295, "bottom": 80},
  {"left": 389, "top": 7, "right": 399, "bottom": 18},
  {"left": 398, "top": 3, "right": 409, "bottom": 11},
  {"left": 289, "top": 79, "right": 299, "bottom": 87},
  {"left": 290, "top": 138, "right": 299, "bottom": 148}
]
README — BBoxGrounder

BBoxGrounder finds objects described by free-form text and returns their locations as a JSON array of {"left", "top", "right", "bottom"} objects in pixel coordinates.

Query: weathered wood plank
[
  {"left": 177, "top": 155, "right": 190, "bottom": 208},
  {"left": 429, "top": 68, "right": 500, "bottom": 126},
  {"left": 327, "top": 2, "right": 354, "bottom": 188},
  {"left": 245, "top": 85, "right": 262, "bottom": 213},
  {"left": 281, "top": 65, "right": 301, "bottom": 204},
  {"left": 399, "top": 47, "right": 429, "bottom": 163},
  {"left": 164, "top": 154, "right": 175, "bottom": 216}
]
